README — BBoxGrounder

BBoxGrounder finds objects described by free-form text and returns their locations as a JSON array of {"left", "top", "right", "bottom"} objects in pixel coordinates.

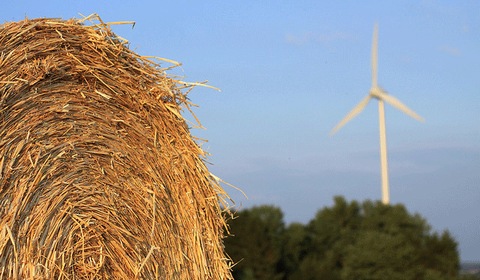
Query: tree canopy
[{"left": 225, "top": 196, "right": 461, "bottom": 280}]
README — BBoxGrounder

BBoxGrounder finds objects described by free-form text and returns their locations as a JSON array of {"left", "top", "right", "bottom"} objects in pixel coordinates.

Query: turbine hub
[{"left": 369, "top": 86, "right": 385, "bottom": 99}]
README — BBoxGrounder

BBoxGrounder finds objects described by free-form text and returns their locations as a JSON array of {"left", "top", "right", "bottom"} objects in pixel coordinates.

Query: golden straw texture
[{"left": 0, "top": 16, "right": 233, "bottom": 279}]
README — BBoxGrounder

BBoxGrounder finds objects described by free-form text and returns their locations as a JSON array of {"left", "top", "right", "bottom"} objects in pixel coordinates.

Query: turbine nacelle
[{"left": 369, "top": 86, "right": 387, "bottom": 100}]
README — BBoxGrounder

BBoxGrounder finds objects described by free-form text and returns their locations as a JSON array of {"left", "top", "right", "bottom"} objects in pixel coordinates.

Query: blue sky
[{"left": 3, "top": 1, "right": 479, "bottom": 262}]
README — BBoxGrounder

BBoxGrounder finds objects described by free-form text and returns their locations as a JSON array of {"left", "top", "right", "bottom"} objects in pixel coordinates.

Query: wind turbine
[{"left": 330, "top": 24, "right": 424, "bottom": 205}]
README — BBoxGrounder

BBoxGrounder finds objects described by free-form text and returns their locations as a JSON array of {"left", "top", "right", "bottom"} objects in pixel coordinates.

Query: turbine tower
[{"left": 330, "top": 24, "right": 424, "bottom": 205}]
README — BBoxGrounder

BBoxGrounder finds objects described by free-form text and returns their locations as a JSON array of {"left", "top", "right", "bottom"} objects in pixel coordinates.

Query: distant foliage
[
  {"left": 225, "top": 205, "right": 285, "bottom": 280},
  {"left": 225, "top": 196, "right": 460, "bottom": 280}
]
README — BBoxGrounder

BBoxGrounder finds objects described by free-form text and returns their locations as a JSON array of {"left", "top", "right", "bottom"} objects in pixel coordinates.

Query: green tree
[
  {"left": 342, "top": 231, "right": 420, "bottom": 280},
  {"left": 225, "top": 205, "right": 285, "bottom": 280},
  {"left": 280, "top": 222, "right": 306, "bottom": 279},
  {"left": 297, "top": 196, "right": 361, "bottom": 280},
  {"left": 458, "top": 273, "right": 480, "bottom": 280},
  {"left": 421, "top": 231, "right": 459, "bottom": 279},
  {"left": 357, "top": 201, "right": 459, "bottom": 280},
  {"left": 223, "top": 197, "right": 461, "bottom": 279},
  {"left": 292, "top": 197, "right": 459, "bottom": 280},
  {"left": 360, "top": 200, "right": 430, "bottom": 246}
]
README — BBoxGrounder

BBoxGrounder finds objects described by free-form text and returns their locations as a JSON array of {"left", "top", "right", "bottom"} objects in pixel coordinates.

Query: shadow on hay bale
[{"left": 0, "top": 16, "right": 233, "bottom": 279}]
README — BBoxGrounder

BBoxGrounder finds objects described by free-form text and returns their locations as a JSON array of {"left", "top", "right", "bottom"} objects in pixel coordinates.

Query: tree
[
  {"left": 342, "top": 231, "right": 420, "bottom": 280},
  {"left": 288, "top": 197, "right": 460, "bottom": 280},
  {"left": 421, "top": 231, "right": 459, "bottom": 279},
  {"left": 360, "top": 200, "right": 430, "bottom": 246},
  {"left": 358, "top": 201, "right": 459, "bottom": 280},
  {"left": 280, "top": 222, "right": 306, "bottom": 279},
  {"left": 458, "top": 273, "right": 480, "bottom": 280},
  {"left": 223, "top": 197, "right": 461, "bottom": 279},
  {"left": 294, "top": 196, "right": 361, "bottom": 280},
  {"left": 224, "top": 205, "right": 285, "bottom": 280}
]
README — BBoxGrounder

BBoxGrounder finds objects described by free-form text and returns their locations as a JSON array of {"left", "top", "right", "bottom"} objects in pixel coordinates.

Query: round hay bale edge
[{"left": 0, "top": 16, "right": 233, "bottom": 279}]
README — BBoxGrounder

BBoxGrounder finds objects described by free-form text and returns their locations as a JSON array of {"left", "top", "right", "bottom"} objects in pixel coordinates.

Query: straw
[{"left": 0, "top": 16, "right": 233, "bottom": 279}]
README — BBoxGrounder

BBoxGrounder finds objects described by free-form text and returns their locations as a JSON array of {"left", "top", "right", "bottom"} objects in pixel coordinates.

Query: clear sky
[{"left": 3, "top": 1, "right": 479, "bottom": 262}]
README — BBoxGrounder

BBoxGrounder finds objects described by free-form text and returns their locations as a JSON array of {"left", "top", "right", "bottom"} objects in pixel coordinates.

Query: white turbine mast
[{"left": 330, "top": 24, "right": 424, "bottom": 205}]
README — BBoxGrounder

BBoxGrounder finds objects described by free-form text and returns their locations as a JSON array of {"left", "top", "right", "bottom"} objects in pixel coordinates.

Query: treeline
[{"left": 224, "top": 196, "right": 474, "bottom": 280}]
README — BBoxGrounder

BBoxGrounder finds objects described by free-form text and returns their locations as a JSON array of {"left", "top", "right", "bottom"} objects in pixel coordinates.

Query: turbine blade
[
  {"left": 330, "top": 95, "right": 372, "bottom": 135},
  {"left": 380, "top": 91, "right": 425, "bottom": 122},
  {"left": 372, "top": 23, "right": 379, "bottom": 88}
]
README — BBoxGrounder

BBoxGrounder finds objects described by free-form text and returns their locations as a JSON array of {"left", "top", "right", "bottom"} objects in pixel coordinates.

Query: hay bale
[{"left": 0, "top": 17, "right": 232, "bottom": 279}]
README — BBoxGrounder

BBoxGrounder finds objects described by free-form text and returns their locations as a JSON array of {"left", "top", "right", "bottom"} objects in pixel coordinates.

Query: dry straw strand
[{"left": 0, "top": 16, "right": 233, "bottom": 279}]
